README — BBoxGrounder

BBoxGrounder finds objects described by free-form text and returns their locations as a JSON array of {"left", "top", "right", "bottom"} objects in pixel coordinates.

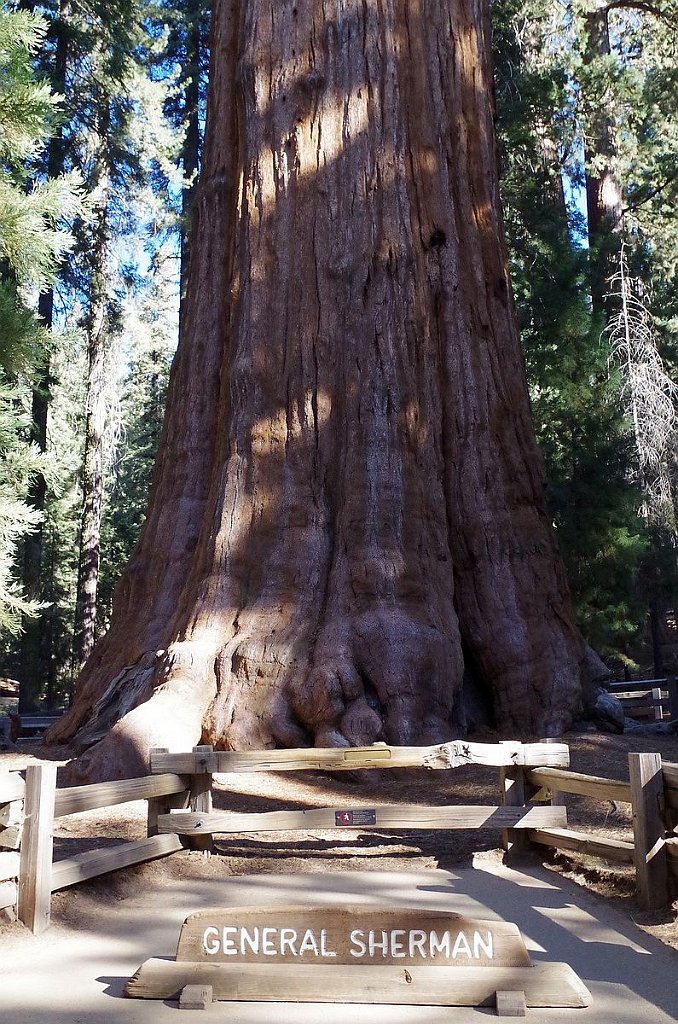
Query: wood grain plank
[
  {"left": 0, "top": 800, "right": 23, "bottom": 827},
  {"left": 0, "top": 879, "right": 17, "bottom": 910},
  {"left": 528, "top": 828, "right": 634, "bottom": 864},
  {"left": 664, "top": 837, "right": 678, "bottom": 861},
  {"left": 151, "top": 742, "right": 570, "bottom": 776},
  {"left": 607, "top": 679, "right": 666, "bottom": 692},
  {"left": 496, "top": 990, "right": 527, "bottom": 1017},
  {"left": 18, "top": 763, "right": 56, "bottom": 934},
  {"left": 176, "top": 906, "right": 531, "bottom": 967},
  {"left": 0, "top": 826, "right": 21, "bottom": 850},
  {"left": 55, "top": 773, "right": 189, "bottom": 818},
  {"left": 525, "top": 768, "right": 631, "bottom": 804},
  {"left": 0, "top": 851, "right": 20, "bottom": 881},
  {"left": 662, "top": 763, "right": 678, "bottom": 792},
  {"left": 158, "top": 805, "right": 567, "bottom": 836},
  {"left": 187, "top": 745, "right": 213, "bottom": 853},
  {"left": 630, "top": 752, "right": 669, "bottom": 911},
  {"left": 500, "top": 767, "right": 529, "bottom": 857},
  {"left": 124, "top": 959, "right": 591, "bottom": 1007},
  {"left": 51, "top": 834, "right": 184, "bottom": 890},
  {"left": 0, "top": 773, "right": 25, "bottom": 804}
]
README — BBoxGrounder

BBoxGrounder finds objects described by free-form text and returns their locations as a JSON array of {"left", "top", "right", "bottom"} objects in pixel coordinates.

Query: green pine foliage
[
  {"left": 0, "top": 11, "right": 54, "bottom": 161},
  {"left": 0, "top": 377, "right": 44, "bottom": 634},
  {"left": 492, "top": 0, "right": 652, "bottom": 661},
  {"left": 8, "top": 0, "right": 184, "bottom": 687},
  {"left": 0, "top": 8, "right": 80, "bottom": 640},
  {"left": 41, "top": 336, "right": 87, "bottom": 696},
  {"left": 97, "top": 252, "right": 176, "bottom": 628}
]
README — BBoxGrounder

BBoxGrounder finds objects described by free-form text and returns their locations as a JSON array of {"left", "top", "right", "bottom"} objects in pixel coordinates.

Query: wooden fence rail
[
  {"left": 606, "top": 677, "right": 678, "bottom": 721},
  {"left": 54, "top": 773, "right": 189, "bottom": 817},
  {"left": 524, "top": 753, "right": 678, "bottom": 912},
  {"left": 0, "top": 764, "right": 192, "bottom": 933},
  {"left": 3, "top": 739, "right": 678, "bottom": 933},
  {"left": 3, "top": 741, "right": 570, "bottom": 933},
  {"left": 0, "top": 772, "right": 25, "bottom": 804},
  {"left": 149, "top": 740, "right": 571, "bottom": 775},
  {"left": 0, "top": 770, "right": 25, "bottom": 916}
]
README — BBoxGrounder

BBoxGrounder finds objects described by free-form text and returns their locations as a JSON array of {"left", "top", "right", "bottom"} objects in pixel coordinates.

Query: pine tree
[
  {"left": 151, "top": 0, "right": 209, "bottom": 321},
  {"left": 97, "top": 247, "right": 176, "bottom": 627},
  {"left": 19, "top": 0, "right": 184, "bottom": 681},
  {"left": 492, "top": 0, "right": 648, "bottom": 662},
  {"left": 0, "top": 9, "right": 80, "bottom": 674}
]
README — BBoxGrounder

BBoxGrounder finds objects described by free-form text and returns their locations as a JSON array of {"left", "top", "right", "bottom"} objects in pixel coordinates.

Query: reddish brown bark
[{"left": 51, "top": 0, "right": 605, "bottom": 782}]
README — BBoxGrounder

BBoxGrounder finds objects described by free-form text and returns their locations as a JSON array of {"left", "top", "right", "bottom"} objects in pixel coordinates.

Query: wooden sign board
[
  {"left": 126, "top": 905, "right": 592, "bottom": 1011},
  {"left": 176, "top": 906, "right": 532, "bottom": 967}
]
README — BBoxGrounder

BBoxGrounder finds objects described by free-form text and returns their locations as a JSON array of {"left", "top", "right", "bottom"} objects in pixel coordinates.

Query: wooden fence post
[
  {"left": 666, "top": 676, "right": 678, "bottom": 721},
  {"left": 629, "top": 752, "right": 669, "bottom": 912},
  {"left": 147, "top": 748, "right": 191, "bottom": 837},
  {"left": 188, "top": 745, "right": 214, "bottom": 854},
  {"left": 18, "top": 763, "right": 56, "bottom": 934},
  {"left": 500, "top": 765, "right": 530, "bottom": 858},
  {"left": 541, "top": 738, "right": 568, "bottom": 811},
  {"left": 147, "top": 748, "right": 169, "bottom": 837}
]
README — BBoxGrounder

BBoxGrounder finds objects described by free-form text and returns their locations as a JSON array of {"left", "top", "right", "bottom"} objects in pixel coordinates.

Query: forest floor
[{"left": 3, "top": 729, "right": 678, "bottom": 956}]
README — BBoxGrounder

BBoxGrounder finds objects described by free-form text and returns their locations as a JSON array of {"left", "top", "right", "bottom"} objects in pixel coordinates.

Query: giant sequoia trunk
[{"left": 51, "top": 0, "right": 605, "bottom": 781}]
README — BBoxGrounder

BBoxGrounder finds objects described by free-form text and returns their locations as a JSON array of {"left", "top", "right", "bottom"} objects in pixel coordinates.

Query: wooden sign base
[
  {"left": 125, "top": 905, "right": 592, "bottom": 1013},
  {"left": 128, "top": 959, "right": 590, "bottom": 1009}
]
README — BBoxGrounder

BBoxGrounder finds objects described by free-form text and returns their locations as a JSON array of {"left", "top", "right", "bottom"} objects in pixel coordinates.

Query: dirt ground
[{"left": 2, "top": 730, "right": 678, "bottom": 954}]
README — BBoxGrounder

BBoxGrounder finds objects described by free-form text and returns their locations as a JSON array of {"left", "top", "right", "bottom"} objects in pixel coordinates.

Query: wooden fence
[
  {"left": 606, "top": 677, "right": 678, "bottom": 721},
  {"left": 524, "top": 753, "right": 678, "bottom": 912},
  {"left": 0, "top": 762, "right": 196, "bottom": 933},
  {"left": 2, "top": 739, "right": 678, "bottom": 933}
]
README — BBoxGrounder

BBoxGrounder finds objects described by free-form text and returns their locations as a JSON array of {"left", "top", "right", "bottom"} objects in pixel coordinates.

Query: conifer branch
[
  {"left": 606, "top": 244, "right": 678, "bottom": 524},
  {"left": 601, "top": 0, "right": 676, "bottom": 28}
]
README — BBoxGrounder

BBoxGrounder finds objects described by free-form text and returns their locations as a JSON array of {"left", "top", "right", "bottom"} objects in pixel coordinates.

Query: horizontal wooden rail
[
  {"left": 606, "top": 678, "right": 677, "bottom": 722},
  {"left": 54, "top": 773, "right": 189, "bottom": 818},
  {"left": 51, "top": 834, "right": 184, "bottom": 890},
  {"left": 158, "top": 804, "right": 567, "bottom": 836},
  {"left": 607, "top": 678, "right": 669, "bottom": 692},
  {"left": 17, "top": 715, "right": 60, "bottom": 732},
  {"left": 528, "top": 827, "right": 634, "bottom": 864},
  {"left": 0, "top": 772, "right": 25, "bottom": 803},
  {"left": 151, "top": 741, "right": 570, "bottom": 776},
  {"left": 525, "top": 767, "right": 631, "bottom": 804},
  {"left": 0, "top": 879, "right": 17, "bottom": 910},
  {"left": 664, "top": 837, "right": 678, "bottom": 864},
  {"left": 660, "top": 762, "right": 678, "bottom": 818},
  {"left": 662, "top": 790, "right": 678, "bottom": 813},
  {"left": 661, "top": 763, "right": 678, "bottom": 791},
  {"left": 0, "top": 851, "right": 19, "bottom": 881}
]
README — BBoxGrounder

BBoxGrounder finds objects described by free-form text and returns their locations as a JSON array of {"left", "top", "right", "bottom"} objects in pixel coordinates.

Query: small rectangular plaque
[{"left": 335, "top": 810, "right": 377, "bottom": 827}]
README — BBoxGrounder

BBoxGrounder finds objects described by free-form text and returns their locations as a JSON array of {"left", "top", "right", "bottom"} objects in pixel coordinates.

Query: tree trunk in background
[
  {"left": 19, "top": 0, "right": 70, "bottom": 712},
  {"left": 73, "top": 141, "right": 111, "bottom": 672},
  {"left": 51, "top": 0, "right": 605, "bottom": 782},
  {"left": 18, "top": 291, "right": 50, "bottom": 713},
  {"left": 581, "top": 4, "right": 623, "bottom": 317},
  {"left": 178, "top": 0, "right": 203, "bottom": 329}
]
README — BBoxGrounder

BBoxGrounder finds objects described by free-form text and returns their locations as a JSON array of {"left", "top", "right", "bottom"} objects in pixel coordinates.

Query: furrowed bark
[{"left": 51, "top": 0, "right": 602, "bottom": 783}]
